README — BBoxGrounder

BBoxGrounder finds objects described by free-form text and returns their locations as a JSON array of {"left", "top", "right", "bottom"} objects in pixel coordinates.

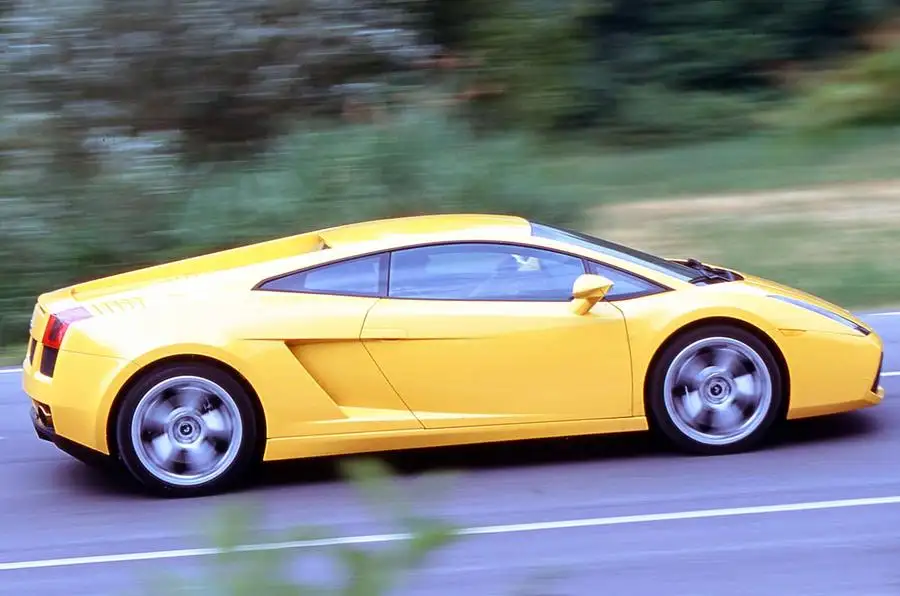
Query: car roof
[
  {"left": 315, "top": 214, "right": 533, "bottom": 248},
  {"left": 229, "top": 213, "right": 691, "bottom": 290}
]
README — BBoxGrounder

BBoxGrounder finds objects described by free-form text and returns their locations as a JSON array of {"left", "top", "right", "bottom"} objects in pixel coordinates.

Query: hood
[
  {"left": 739, "top": 273, "right": 858, "bottom": 317},
  {"left": 712, "top": 270, "right": 874, "bottom": 333},
  {"left": 672, "top": 257, "right": 872, "bottom": 332}
]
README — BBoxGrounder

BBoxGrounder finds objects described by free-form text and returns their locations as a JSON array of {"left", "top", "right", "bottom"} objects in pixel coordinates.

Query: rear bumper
[
  {"left": 22, "top": 346, "right": 136, "bottom": 455},
  {"left": 30, "top": 399, "right": 113, "bottom": 467}
]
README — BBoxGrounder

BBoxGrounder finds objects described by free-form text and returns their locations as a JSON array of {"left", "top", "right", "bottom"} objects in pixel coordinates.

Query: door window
[{"left": 388, "top": 243, "right": 586, "bottom": 301}]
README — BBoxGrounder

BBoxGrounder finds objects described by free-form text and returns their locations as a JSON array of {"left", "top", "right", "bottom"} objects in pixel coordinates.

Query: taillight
[{"left": 42, "top": 307, "right": 92, "bottom": 350}]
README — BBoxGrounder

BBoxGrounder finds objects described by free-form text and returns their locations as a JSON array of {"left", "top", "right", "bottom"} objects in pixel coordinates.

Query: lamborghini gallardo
[{"left": 22, "top": 214, "right": 884, "bottom": 496}]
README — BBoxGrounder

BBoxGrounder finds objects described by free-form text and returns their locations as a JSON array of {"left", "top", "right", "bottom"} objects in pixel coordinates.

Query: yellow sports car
[{"left": 22, "top": 214, "right": 884, "bottom": 497}]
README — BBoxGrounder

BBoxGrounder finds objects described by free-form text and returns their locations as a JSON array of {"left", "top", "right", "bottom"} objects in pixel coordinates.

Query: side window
[
  {"left": 388, "top": 243, "right": 586, "bottom": 301},
  {"left": 259, "top": 254, "right": 385, "bottom": 297},
  {"left": 586, "top": 261, "right": 662, "bottom": 299}
]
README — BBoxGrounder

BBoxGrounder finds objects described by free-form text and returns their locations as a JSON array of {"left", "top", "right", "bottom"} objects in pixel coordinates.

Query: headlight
[{"left": 768, "top": 295, "right": 869, "bottom": 335}]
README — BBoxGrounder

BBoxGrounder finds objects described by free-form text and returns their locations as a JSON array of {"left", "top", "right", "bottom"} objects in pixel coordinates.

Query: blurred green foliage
[
  {"left": 457, "top": 0, "right": 900, "bottom": 142},
  {"left": 3, "top": 0, "right": 895, "bottom": 165},
  {"left": 782, "top": 45, "right": 900, "bottom": 130},
  {"left": 140, "top": 459, "right": 459, "bottom": 595}
]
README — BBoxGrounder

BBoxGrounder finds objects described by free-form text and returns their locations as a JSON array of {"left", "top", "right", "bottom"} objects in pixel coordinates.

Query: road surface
[{"left": 1, "top": 311, "right": 900, "bottom": 594}]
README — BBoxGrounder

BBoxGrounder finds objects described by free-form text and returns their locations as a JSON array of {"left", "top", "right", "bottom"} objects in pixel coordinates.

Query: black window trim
[
  {"left": 252, "top": 240, "right": 672, "bottom": 302},
  {"left": 584, "top": 259, "right": 671, "bottom": 302}
]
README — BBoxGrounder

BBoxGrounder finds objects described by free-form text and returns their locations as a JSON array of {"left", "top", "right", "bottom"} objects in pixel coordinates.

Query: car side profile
[{"left": 22, "top": 214, "right": 884, "bottom": 497}]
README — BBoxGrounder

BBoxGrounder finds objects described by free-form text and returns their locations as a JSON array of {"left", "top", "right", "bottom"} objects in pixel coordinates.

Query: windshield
[{"left": 530, "top": 222, "right": 698, "bottom": 282}]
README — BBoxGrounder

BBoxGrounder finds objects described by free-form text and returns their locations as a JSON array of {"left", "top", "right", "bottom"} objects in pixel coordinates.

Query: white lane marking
[
  {"left": 883, "top": 372, "right": 900, "bottom": 377},
  {"left": 2, "top": 494, "right": 900, "bottom": 572},
  {"left": 866, "top": 311, "right": 900, "bottom": 317}
]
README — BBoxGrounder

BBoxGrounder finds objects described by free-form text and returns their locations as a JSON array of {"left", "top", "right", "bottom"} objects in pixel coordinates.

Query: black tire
[
  {"left": 646, "top": 324, "right": 785, "bottom": 455},
  {"left": 114, "top": 362, "right": 261, "bottom": 497}
]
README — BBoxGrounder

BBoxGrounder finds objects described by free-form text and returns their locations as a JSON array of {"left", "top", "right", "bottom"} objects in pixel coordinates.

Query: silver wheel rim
[
  {"left": 130, "top": 375, "right": 243, "bottom": 487},
  {"left": 663, "top": 337, "right": 773, "bottom": 446}
]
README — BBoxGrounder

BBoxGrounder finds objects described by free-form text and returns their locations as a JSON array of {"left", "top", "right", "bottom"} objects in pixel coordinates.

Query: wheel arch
[
  {"left": 642, "top": 316, "right": 791, "bottom": 423},
  {"left": 105, "top": 354, "right": 268, "bottom": 459}
]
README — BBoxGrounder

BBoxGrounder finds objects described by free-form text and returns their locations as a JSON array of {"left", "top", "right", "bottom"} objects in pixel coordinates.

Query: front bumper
[
  {"left": 781, "top": 328, "right": 886, "bottom": 420},
  {"left": 787, "top": 385, "right": 884, "bottom": 419}
]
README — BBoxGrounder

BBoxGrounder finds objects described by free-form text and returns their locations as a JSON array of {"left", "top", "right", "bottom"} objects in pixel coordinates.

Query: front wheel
[
  {"left": 114, "top": 363, "right": 261, "bottom": 497},
  {"left": 646, "top": 325, "right": 785, "bottom": 455}
]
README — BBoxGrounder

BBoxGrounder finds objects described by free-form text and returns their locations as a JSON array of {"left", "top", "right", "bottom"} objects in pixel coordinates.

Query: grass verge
[
  {"left": 552, "top": 126, "right": 900, "bottom": 204},
  {"left": 590, "top": 180, "right": 900, "bottom": 309}
]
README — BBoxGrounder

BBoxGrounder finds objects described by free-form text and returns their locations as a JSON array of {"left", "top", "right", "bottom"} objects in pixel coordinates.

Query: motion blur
[{"left": 2, "top": 1, "right": 900, "bottom": 594}]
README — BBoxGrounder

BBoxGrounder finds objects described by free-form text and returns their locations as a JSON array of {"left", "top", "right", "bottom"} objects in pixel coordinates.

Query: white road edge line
[{"left": 2, "top": 494, "right": 900, "bottom": 571}]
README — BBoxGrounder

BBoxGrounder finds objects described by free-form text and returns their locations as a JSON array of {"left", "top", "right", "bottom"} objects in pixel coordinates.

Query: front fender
[{"left": 611, "top": 286, "right": 869, "bottom": 417}]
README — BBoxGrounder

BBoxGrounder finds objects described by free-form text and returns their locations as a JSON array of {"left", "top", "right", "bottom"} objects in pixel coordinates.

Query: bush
[
  {"left": 601, "top": 85, "right": 762, "bottom": 146},
  {"left": 459, "top": 0, "right": 592, "bottom": 132},
  {"left": 780, "top": 44, "right": 900, "bottom": 130},
  {"left": 173, "top": 103, "right": 586, "bottom": 246},
  {"left": 1, "top": 0, "right": 435, "bottom": 167},
  {"left": 454, "top": 0, "right": 898, "bottom": 141}
]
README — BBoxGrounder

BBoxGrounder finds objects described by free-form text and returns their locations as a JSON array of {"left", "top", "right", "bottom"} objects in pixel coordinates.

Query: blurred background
[
  {"left": 4, "top": 2, "right": 900, "bottom": 593},
  {"left": 3, "top": 0, "right": 900, "bottom": 359}
]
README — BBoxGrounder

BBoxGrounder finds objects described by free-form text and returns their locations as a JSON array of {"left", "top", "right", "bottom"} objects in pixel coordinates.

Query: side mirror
[{"left": 571, "top": 274, "right": 614, "bottom": 315}]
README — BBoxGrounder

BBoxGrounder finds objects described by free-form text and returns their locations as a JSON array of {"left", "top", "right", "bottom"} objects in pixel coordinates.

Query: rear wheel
[
  {"left": 646, "top": 324, "right": 785, "bottom": 454},
  {"left": 114, "top": 363, "right": 260, "bottom": 497}
]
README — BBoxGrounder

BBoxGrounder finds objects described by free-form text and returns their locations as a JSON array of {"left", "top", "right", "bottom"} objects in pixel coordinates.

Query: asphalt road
[{"left": 2, "top": 311, "right": 900, "bottom": 595}]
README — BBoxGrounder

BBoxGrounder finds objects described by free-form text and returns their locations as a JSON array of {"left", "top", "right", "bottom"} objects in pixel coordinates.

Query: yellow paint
[
  {"left": 361, "top": 298, "right": 633, "bottom": 428},
  {"left": 23, "top": 344, "right": 136, "bottom": 454},
  {"left": 571, "top": 273, "right": 614, "bottom": 315},
  {"left": 20, "top": 214, "right": 885, "bottom": 463},
  {"left": 264, "top": 416, "right": 650, "bottom": 461}
]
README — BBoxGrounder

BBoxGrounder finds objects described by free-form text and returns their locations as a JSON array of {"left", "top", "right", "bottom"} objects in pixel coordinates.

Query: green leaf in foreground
[{"left": 145, "top": 458, "right": 459, "bottom": 595}]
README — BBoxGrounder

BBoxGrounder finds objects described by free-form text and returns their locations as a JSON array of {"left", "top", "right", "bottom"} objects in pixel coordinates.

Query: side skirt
[{"left": 263, "top": 416, "right": 649, "bottom": 461}]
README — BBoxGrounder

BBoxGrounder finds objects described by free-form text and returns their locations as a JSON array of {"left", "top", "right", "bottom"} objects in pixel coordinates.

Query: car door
[
  {"left": 360, "top": 242, "right": 635, "bottom": 429},
  {"left": 253, "top": 252, "right": 423, "bottom": 433}
]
